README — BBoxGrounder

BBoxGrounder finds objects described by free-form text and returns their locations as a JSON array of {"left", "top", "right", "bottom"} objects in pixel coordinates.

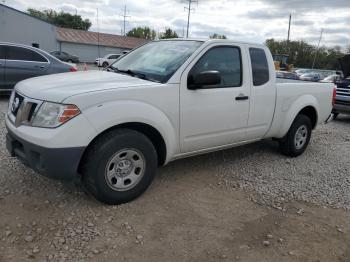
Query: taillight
[
  {"left": 332, "top": 87, "right": 337, "bottom": 106},
  {"left": 69, "top": 67, "right": 77, "bottom": 72}
]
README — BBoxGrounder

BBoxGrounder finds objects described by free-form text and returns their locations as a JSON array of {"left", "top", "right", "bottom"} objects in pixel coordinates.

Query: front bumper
[
  {"left": 6, "top": 128, "right": 85, "bottom": 181},
  {"left": 333, "top": 104, "right": 350, "bottom": 115}
]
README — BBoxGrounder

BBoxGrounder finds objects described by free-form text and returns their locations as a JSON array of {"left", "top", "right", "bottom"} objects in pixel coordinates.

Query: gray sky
[{"left": 6, "top": 0, "right": 350, "bottom": 48}]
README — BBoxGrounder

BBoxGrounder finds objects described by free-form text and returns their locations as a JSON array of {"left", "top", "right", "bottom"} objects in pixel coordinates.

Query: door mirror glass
[{"left": 188, "top": 71, "right": 221, "bottom": 89}]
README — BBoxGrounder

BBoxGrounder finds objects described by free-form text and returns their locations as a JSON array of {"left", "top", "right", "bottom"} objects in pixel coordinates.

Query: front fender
[{"left": 83, "top": 100, "right": 178, "bottom": 162}]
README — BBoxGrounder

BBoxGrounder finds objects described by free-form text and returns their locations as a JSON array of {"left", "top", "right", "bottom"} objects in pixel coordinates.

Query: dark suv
[{"left": 333, "top": 54, "right": 350, "bottom": 118}]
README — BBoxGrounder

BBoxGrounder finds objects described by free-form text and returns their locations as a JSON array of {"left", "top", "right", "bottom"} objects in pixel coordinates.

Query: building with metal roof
[{"left": 0, "top": 3, "right": 149, "bottom": 62}]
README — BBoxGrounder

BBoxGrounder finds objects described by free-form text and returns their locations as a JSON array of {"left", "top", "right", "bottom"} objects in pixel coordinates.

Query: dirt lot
[{"left": 1, "top": 96, "right": 350, "bottom": 262}]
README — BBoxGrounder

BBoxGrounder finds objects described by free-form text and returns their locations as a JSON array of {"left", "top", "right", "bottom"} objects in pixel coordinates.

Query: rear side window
[
  {"left": 6, "top": 46, "right": 47, "bottom": 62},
  {"left": 0, "top": 46, "right": 4, "bottom": 59},
  {"left": 249, "top": 48, "right": 269, "bottom": 86},
  {"left": 189, "top": 46, "right": 242, "bottom": 88}
]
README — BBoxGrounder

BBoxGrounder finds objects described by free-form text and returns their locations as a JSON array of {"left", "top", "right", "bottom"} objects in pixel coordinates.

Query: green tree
[
  {"left": 127, "top": 27, "right": 157, "bottom": 40},
  {"left": 160, "top": 28, "right": 179, "bottom": 39},
  {"left": 210, "top": 33, "right": 227, "bottom": 39},
  {"left": 27, "top": 8, "right": 92, "bottom": 30},
  {"left": 265, "top": 38, "right": 345, "bottom": 70}
]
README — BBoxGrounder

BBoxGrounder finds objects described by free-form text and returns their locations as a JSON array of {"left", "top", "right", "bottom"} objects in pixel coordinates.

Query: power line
[
  {"left": 184, "top": 0, "right": 197, "bottom": 38},
  {"left": 120, "top": 5, "right": 131, "bottom": 36}
]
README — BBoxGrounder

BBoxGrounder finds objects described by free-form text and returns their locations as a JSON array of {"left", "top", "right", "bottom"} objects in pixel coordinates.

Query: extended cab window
[
  {"left": 189, "top": 46, "right": 242, "bottom": 88},
  {"left": 6, "top": 46, "right": 47, "bottom": 62},
  {"left": 249, "top": 48, "right": 269, "bottom": 86},
  {"left": 0, "top": 46, "right": 4, "bottom": 59}
]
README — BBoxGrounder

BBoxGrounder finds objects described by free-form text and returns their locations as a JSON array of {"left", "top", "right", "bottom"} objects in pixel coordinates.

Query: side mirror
[{"left": 188, "top": 71, "right": 221, "bottom": 90}]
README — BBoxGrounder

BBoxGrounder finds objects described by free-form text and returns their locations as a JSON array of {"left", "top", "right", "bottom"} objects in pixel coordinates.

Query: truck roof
[{"left": 158, "top": 38, "right": 266, "bottom": 47}]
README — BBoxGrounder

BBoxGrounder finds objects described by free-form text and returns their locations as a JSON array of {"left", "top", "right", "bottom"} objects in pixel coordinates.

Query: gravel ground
[
  {"left": 1, "top": 96, "right": 350, "bottom": 261},
  {"left": 216, "top": 116, "right": 350, "bottom": 209}
]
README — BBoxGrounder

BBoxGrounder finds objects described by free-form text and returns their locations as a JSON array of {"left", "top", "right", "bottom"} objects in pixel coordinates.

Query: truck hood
[
  {"left": 339, "top": 54, "right": 350, "bottom": 79},
  {"left": 16, "top": 70, "right": 155, "bottom": 102}
]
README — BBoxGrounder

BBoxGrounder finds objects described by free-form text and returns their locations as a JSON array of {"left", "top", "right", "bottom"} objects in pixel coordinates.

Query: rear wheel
[
  {"left": 279, "top": 114, "right": 312, "bottom": 157},
  {"left": 82, "top": 129, "right": 158, "bottom": 205}
]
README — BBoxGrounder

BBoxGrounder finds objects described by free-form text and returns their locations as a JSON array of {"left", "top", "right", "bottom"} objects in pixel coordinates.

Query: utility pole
[
  {"left": 184, "top": 0, "right": 197, "bottom": 38},
  {"left": 121, "top": 5, "right": 131, "bottom": 36},
  {"left": 96, "top": 8, "right": 101, "bottom": 60},
  {"left": 312, "top": 28, "right": 324, "bottom": 69},
  {"left": 287, "top": 14, "right": 291, "bottom": 42}
]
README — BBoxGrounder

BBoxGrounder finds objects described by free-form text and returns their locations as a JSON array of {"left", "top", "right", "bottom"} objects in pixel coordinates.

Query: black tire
[
  {"left": 102, "top": 62, "right": 109, "bottom": 67},
  {"left": 279, "top": 114, "right": 312, "bottom": 157},
  {"left": 82, "top": 129, "right": 158, "bottom": 205},
  {"left": 333, "top": 112, "right": 339, "bottom": 120},
  {"left": 67, "top": 59, "right": 73, "bottom": 63}
]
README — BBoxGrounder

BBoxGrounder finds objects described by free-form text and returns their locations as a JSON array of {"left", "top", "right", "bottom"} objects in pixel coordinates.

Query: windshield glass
[{"left": 110, "top": 40, "right": 203, "bottom": 83}]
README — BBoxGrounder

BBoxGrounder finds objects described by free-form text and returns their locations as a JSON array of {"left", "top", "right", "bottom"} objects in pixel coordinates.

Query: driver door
[{"left": 180, "top": 44, "right": 251, "bottom": 153}]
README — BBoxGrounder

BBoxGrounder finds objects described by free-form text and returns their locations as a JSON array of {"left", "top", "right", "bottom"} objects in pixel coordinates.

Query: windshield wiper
[
  {"left": 113, "top": 68, "right": 145, "bottom": 78},
  {"left": 112, "top": 68, "right": 161, "bottom": 83}
]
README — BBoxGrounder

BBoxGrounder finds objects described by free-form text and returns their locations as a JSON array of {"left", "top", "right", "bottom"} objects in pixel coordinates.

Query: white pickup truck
[{"left": 6, "top": 39, "right": 335, "bottom": 204}]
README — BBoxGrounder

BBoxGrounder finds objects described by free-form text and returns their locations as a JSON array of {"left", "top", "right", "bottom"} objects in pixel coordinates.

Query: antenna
[{"left": 184, "top": 0, "right": 198, "bottom": 38}]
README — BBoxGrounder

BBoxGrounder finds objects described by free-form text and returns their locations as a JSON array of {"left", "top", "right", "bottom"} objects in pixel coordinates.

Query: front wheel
[
  {"left": 279, "top": 114, "right": 312, "bottom": 157},
  {"left": 82, "top": 129, "right": 158, "bottom": 205},
  {"left": 102, "top": 62, "right": 109, "bottom": 67}
]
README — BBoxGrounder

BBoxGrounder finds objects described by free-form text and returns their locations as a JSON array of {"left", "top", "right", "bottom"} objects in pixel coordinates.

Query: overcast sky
[{"left": 5, "top": 0, "right": 350, "bottom": 48}]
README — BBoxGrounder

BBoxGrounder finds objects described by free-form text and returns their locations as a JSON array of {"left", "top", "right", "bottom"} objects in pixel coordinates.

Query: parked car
[
  {"left": 299, "top": 73, "right": 321, "bottom": 82},
  {"left": 332, "top": 54, "right": 350, "bottom": 119},
  {"left": 320, "top": 74, "right": 341, "bottom": 83},
  {"left": 95, "top": 54, "right": 122, "bottom": 67},
  {"left": 276, "top": 71, "right": 299, "bottom": 80},
  {"left": 6, "top": 39, "right": 334, "bottom": 204},
  {"left": 0, "top": 43, "right": 77, "bottom": 92},
  {"left": 50, "top": 51, "right": 79, "bottom": 63},
  {"left": 295, "top": 69, "right": 312, "bottom": 77}
]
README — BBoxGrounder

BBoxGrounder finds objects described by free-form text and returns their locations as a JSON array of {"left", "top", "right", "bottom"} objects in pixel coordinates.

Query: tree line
[
  {"left": 28, "top": 8, "right": 349, "bottom": 70},
  {"left": 265, "top": 38, "right": 348, "bottom": 70}
]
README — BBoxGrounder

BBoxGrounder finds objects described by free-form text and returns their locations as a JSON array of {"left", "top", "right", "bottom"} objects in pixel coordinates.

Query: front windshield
[{"left": 110, "top": 40, "right": 203, "bottom": 83}]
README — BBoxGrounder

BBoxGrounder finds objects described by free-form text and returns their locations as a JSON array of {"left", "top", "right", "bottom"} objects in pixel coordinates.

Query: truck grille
[
  {"left": 8, "top": 92, "right": 41, "bottom": 127},
  {"left": 336, "top": 83, "right": 350, "bottom": 97}
]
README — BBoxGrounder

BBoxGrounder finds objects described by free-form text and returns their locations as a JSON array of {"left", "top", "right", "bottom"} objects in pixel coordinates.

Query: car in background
[
  {"left": 299, "top": 73, "right": 321, "bottom": 82},
  {"left": 332, "top": 54, "right": 350, "bottom": 119},
  {"left": 50, "top": 51, "right": 79, "bottom": 63},
  {"left": 0, "top": 43, "right": 77, "bottom": 92},
  {"left": 276, "top": 71, "right": 299, "bottom": 80},
  {"left": 95, "top": 54, "right": 122, "bottom": 67},
  {"left": 295, "top": 68, "right": 312, "bottom": 77},
  {"left": 320, "top": 74, "right": 341, "bottom": 83}
]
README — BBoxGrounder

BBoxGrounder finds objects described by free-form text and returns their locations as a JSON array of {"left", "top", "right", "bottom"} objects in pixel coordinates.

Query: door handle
[
  {"left": 235, "top": 95, "right": 249, "bottom": 101},
  {"left": 34, "top": 65, "right": 45, "bottom": 69}
]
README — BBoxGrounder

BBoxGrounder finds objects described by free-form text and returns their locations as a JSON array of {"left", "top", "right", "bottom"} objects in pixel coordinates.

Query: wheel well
[
  {"left": 78, "top": 123, "right": 167, "bottom": 174},
  {"left": 298, "top": 106, "right": 317, "bottom": 129}
]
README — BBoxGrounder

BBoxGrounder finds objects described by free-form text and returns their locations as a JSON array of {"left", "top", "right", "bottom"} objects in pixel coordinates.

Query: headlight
[
  {"left": 32, "top": 102, "right": 81, "bottom": 128},
  {"left": 7, "top": 90, "right": 15, "bottom": 116}
]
